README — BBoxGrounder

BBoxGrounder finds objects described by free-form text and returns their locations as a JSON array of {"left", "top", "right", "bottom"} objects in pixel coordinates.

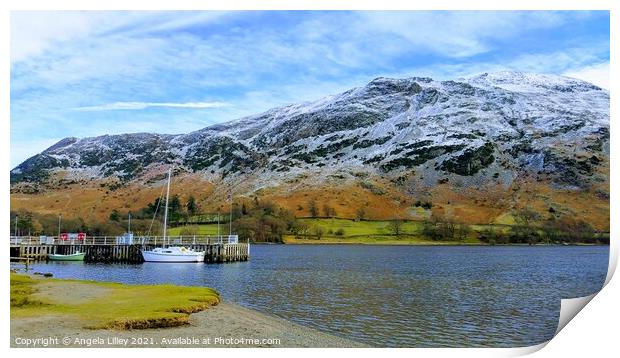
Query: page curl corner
[{"left": 555, "top": 293, "right": 597, "bottom": 336}]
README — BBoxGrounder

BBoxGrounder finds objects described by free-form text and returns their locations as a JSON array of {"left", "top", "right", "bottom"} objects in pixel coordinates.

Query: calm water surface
[{"left": 16, "top": 245, "right": 608, "bottom": 347}]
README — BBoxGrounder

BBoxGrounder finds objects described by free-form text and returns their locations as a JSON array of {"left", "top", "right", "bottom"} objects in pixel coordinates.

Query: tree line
[
  {"left": 477, "top": 209, "right": 606, "bottom": 245},
  {"left": 10, "top": 210, "right": 126, "bottom": 237},
  {"left": 10, "top": 199, "right": 606, "bottom": 245}
]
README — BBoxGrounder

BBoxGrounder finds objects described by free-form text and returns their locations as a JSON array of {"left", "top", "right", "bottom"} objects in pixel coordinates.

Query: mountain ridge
[{"left": 10, "top": 71, "right": 610, "bottom": 229}]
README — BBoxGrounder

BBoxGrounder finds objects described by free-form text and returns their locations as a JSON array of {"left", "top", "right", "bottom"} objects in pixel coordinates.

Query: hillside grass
[
  {"left": 10, "top": 273, "right": 220, "bottom": 329},
  {"left": 10, "top": 168, "right": 610, "bottom": 233}
]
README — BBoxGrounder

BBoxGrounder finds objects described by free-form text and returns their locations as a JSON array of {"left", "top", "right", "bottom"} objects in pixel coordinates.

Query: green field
[
  {"left": 168, "top": 223, "right": 226, "bottom": 236},
  {"left": 171, "top": 218, "right": 426, "bottom": 237},
  {"left": 168, "top": 218, "right": 483, "bottom": 244},
  {"left": 168, "top": 217, "right": 608, "bottom": 245},
  {"left": 298, "top": 218, "right": 422, "bottom": 235},
  {"left": 290, "top": 218, "right": 482, "bottom": 244}
]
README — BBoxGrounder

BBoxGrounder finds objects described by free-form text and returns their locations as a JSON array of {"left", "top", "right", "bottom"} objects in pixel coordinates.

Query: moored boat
[
  {"left": 142, "top": 246, "right": 205, "bottom": 262},
  {"left": 48, "top": 252, "right": 85, "bottom": 261},
  {"left": 140, "top": 168, "right": 205, "bottom": 263}
]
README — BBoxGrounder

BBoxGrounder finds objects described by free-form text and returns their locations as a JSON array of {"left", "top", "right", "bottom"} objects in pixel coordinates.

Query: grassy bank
[{"left": 10, "top": 273, "right": 219, "bottom": 329}]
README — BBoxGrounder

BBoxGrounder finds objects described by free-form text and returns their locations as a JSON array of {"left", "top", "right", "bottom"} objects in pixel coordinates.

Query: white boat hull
[{"left": 141, "top": 248, "right": 205, "bottom": 263}]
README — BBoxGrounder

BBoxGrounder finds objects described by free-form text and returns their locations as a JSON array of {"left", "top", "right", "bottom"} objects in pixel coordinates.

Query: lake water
[{"left": 15, "top": 245, "right": 609, "bottom": 347}]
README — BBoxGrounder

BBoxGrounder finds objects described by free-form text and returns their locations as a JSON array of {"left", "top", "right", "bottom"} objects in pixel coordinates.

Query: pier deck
[{"left": 9, "top": 236, "right": 250, "bottom": 264}]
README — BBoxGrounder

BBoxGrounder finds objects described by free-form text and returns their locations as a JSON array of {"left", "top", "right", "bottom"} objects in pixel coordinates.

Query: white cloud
[
  {"left": 563, "top": 63, "right": 609, "bottom": 89},
  {"left": 11, "top": 11, "right": 104, "bottom": 63},
  {"left": 73, "top": 101, "right": 228, "bottom": 111},
  {"left": 355, "top": 11, "right": 572, "bottom": 58},
  {"left": 11, "top": 11, "right": 583, "bottom": 93},
  {"left": 10, "top": 11, "right": 231, "bottom": 63},
  {"left": 507, "top": 47, "right": 603, "bottom": 73}
]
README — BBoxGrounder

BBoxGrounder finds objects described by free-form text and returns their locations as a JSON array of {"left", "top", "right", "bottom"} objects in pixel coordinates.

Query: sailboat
[{"left": 141, "top": 168, "right": 205, "bottom": 263}]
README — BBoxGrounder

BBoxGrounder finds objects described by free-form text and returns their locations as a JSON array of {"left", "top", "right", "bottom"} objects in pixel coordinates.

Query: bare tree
[
  {"left": 292, "top": 221, "right": 310, "bottom": 239},
  {"left": 455, "top": 222, "right": 471, "bottom": 242},
  {"left": 355, "top": 207, "right": 366, "bottom": 221},
  {"left": 389, "top": 218, "right": 404, "bottom": 237},
  {"left": 308, "top": 199, "right": 319, "bottom": 217},
  {"left": 322, "top": 204, "right": 336, "bottom": 218},
  {"left": 514, "top": 208, "right": 540, "bottom": 228},
  {"left": 313, "top": 225, "right": 324, "bottom": 240},
  {"left": 512, "top": 208, "right": 541, "bottom": 243}
]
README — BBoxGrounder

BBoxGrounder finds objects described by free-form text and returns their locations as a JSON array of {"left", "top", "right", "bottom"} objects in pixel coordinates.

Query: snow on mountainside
[{"left": 11, "top": 71, "right": 609, "bottom": 196}]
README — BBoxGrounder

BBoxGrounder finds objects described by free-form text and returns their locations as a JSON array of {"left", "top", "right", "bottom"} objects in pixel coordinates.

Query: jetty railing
[{"left": 9, "top": 235, "right": 240, "bottom": 246}]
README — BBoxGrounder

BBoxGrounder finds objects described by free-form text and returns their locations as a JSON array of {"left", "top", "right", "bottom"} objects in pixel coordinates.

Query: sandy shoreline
[
  {"left": 11, "top": 275, "right": 367, "bottom": 348},
  {"left": 11, "top": 302, "right": 366, "bottom": 348}
]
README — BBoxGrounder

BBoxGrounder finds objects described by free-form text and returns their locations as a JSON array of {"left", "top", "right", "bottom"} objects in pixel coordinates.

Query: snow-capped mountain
[{"left": 11, "top": 71, "right": 608, "bottom": 196}]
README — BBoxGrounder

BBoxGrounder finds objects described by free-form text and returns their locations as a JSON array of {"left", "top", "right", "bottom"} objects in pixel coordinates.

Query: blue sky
[{"left": 10, "top": 10, "right": 609, "bottom": 167}]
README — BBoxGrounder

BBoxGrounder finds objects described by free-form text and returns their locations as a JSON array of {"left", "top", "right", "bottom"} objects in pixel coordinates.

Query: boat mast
[
  {"left": 162, "top": 168, "right": 172, "bottom": 246},
  {"left": 229, "top": 190, "right": 233, "bottom": 237}
]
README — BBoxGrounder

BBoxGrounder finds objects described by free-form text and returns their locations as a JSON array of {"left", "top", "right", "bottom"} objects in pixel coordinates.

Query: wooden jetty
[{"left": 9, "top": 236, "right": 250, "bottom": 264}]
